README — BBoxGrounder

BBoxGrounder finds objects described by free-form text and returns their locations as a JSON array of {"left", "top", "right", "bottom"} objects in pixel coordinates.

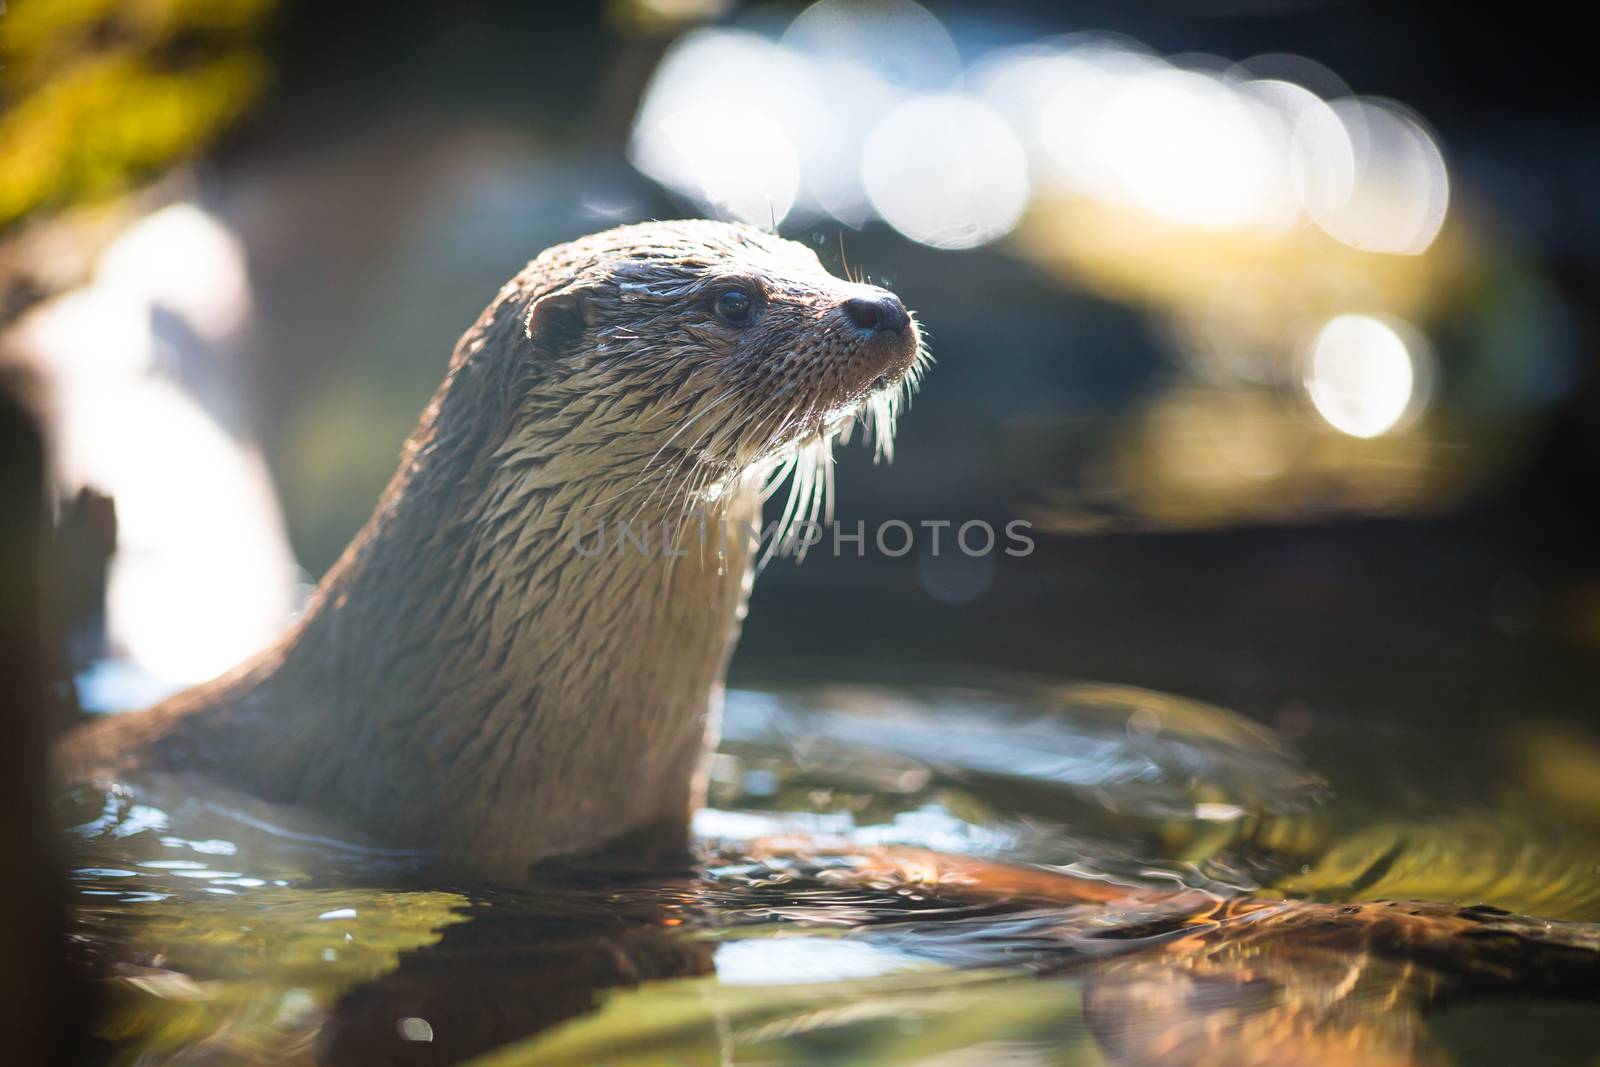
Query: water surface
[{"left": 67, "top": 678, "right": 1600, "bottom": 1065}]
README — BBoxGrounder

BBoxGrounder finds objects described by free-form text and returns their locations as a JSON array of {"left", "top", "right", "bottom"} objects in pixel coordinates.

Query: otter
[{"left": 57, "top": 220, "right": 925, "bottom": 880}]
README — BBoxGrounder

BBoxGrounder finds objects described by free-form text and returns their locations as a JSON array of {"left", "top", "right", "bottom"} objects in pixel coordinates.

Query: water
[{"left": 65, "top": 679, "right": 1600, "bottom": 1065}]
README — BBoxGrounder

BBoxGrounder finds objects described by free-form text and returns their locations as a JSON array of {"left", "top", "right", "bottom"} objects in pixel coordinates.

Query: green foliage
[{"left": 0, "top": 0, "right": 274, "bottom": 229}]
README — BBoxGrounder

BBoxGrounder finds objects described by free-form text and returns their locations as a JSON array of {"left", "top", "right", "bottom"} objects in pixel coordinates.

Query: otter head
[{"left": 508, "top": 220, "right": 925, "bottom": 512}]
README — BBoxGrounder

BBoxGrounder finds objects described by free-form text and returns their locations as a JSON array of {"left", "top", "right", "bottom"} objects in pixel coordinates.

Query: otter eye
[{"left": 715, "top": 289, "right": 753, "bottom": 324}]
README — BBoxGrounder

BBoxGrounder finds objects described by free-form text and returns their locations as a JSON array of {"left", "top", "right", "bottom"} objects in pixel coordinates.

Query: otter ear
[{"left": 523, "top": 285, "right": 592, "bottom": 355}]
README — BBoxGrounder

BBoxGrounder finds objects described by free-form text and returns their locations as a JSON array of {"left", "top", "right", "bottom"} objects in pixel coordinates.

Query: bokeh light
[
  {"left": 1312, "top": 99, "right": 1450, "bottom": 255},
  {"left": 630, "top": 15, "right": 1453, "bottom": 265},
  {"left": 860, "top": 95, "right": 1029, "bottom": 249},
  {"left": 629, "top": 30, "right": 810, "bottom": 226},
  {"left": 1304, "top": 314, "right": 1425, "bottom": 438},
  {"left": 1079, "top": 67, "right": 1285, "bottom": 230},
  {"left": 631, "top": 2, "right": 1035, "bottom": 246},
  {"left": 781, "top": 0, "right": 960, "bottom": 94},
  {"left": 1250, "top": 78, "right": 1356, "bottom": 229}
]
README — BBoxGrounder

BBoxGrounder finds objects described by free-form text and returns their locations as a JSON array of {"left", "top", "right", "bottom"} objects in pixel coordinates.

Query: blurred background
[{"left": 3, "top": 0, "right": 1599, "bottom": 854}]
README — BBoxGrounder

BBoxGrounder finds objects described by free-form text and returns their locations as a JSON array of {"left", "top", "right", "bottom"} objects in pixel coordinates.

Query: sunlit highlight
[
  {"left": 12, "top": 204, "right": 300, "bottom": 687},
  {"left": 98, "top": 204, "right": 253, "bottom": 343}
]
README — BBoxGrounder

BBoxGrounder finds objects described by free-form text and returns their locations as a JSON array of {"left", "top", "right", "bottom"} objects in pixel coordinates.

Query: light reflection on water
[{"left": 66, "top": 680, "right": 1600, "bottom": 1066}]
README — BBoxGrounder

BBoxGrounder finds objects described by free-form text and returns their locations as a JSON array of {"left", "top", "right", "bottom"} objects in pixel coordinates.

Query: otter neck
[{"left": 267, "top": 403, "right": 762, "bottom": 878}]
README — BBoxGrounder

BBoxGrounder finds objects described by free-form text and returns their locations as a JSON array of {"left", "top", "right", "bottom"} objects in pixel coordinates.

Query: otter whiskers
[{"left": 753, "top": 355, "right": 928, "bottom": 567}]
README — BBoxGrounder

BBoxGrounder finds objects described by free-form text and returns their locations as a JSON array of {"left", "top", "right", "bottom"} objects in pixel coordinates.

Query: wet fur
[{"left": 57, "top": 221, "right": 925, "bottom": 880}]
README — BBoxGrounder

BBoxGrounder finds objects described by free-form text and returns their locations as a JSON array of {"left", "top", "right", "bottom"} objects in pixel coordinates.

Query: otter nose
[{"left": 842, "top": 293, "right": 910, "bottom": 335}]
